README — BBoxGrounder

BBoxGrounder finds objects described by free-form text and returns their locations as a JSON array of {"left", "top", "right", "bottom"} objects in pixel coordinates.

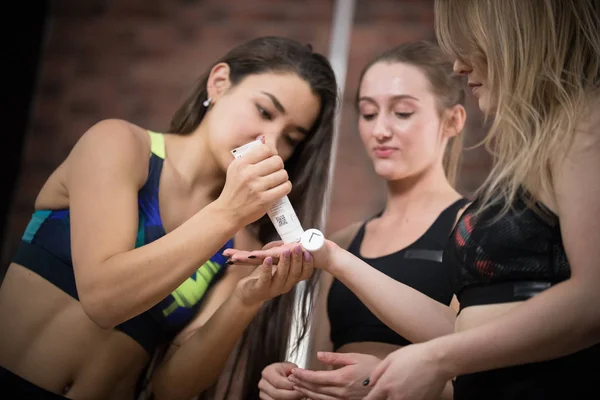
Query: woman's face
[
  {"left": 453, "top": 58, "right": 494, "bottom": 113},
  {"left": 357, "top": 61, "right": 449, "bottom": 181},
  {"left": 204, "top": 66, "right": 321, "bottom": 171}
]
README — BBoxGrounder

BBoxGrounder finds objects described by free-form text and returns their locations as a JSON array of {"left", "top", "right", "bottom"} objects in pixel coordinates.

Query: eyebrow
[
  {"left": 358, "top": 94, "right": 420, "bottom": 103},
  {"left": 260, "top": 91, "right": 310, "bottom": 135}
]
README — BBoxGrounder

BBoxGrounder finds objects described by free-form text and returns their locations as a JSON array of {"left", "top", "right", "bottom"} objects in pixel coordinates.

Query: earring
[{"left": 203, "top": 97, "right": 212, "bottom": 108}]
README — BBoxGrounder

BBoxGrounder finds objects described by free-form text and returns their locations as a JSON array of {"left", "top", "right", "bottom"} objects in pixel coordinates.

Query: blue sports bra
[{"left": 11, "top": 131, "right": 233, "bottom": 353}]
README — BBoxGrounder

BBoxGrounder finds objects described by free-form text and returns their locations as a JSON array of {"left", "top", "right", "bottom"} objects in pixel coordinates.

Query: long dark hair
[
  {"left": 169, "top": 36, "right": 338, "bottom": 399},
  {"left": 356, "top": 40, "right": 466, "bottom": 186}
]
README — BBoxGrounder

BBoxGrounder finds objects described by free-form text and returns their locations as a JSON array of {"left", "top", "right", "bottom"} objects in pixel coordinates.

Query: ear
[
  {"left": 442, "top": 104, "right": 466, "bottom": 138},
  {"left": 206, "top": 62, "right": 232, "bottom": 101}
]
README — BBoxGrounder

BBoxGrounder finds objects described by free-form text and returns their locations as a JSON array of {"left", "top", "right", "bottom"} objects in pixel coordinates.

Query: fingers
[
  {"left": 272, "top": 249, "right": 292, "bottom": 290},
  {"left": 290, "top": 368, "right": 343, "bottom": 386},
  {"left": 316, "top": 351, "right": 357, "bottom": 367},
  {"left": 263, "top": 181, "right": 293, "bottom": 204},
  {"left": 299, "top": 250, "right": 314, "bottom": 282},
  {"left": 255, "top": 257, "right": 273, "bottom": 288},
  {"left": 256, "top": 169, "right": 289, "bottom": 192},
  {"left": 368, "top": 357, "right": 388, "bottom": 386},
  {"left": 285, "top": 245, "right": 304, "bottom": 289},
  {"left": 253, "top": 154, "right": 285, "bottom": 177},
  {"left": 237, "top": 141, "right": 273, "bottom": 165},
  {"left": 292, "top": 384, "right": 339, "bottom": 400},
  {"left": 258, "top": 378, "right": 304, "bottom": 400}
]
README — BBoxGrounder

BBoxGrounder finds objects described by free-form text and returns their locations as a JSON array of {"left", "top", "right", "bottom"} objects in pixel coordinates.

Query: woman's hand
[
  {"left": 224, "top": 239, "right": 340, "bottom": 270},
  {"left": 289, "top": 352, "right": 381, "bottom": 400},
  {"left": 364, "top": 343, "right": 450, "bottom": 400},
  {"left": 259, "top": 362, "right": 305, "bottom": 400},
  {"left": 217, "top": 140, "right": 292, "bottom": 227},
  {"left": 233, "top": 244, "right": 314, "bottom": 307}
]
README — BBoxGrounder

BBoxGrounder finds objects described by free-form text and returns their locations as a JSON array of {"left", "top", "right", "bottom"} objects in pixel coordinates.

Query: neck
[
  {"left": 165, "top": 123, "right": 226, "bottom": 199},
  {"left": 382, "top": 163, "right": 458, "bottom": 219}
]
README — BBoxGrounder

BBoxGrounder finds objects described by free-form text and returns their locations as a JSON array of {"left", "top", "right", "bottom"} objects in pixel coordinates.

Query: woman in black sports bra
[
  {"left": 228, "top": 41, "right": 470, "bottom": 400},
  {"left": 0, "top": 37, "right": 338, "bottom": 400}
]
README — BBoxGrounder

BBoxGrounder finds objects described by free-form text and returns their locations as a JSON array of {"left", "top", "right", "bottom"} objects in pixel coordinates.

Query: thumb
[
  {"left": 317, "top": 351, "right": 357, "bottom": 367},
  {"left": 279, "top": 362, "right": 298, "bottom": 376},
  {"left": 368, "top": 357, "right": 388, "bottom": 386}
]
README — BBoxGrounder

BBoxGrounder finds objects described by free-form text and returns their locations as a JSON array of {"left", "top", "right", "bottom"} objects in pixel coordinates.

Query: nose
[
  {"left": 373, "top": 114, "right": 392, "bottom": 141},
  {"left": 453, "top": 59, "right": 472, "bottom": 76}
]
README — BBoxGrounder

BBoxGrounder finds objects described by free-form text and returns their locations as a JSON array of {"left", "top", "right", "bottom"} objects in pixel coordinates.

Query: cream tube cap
[{"left": 300, "top": 228, "right": 325, "bottom": 252}]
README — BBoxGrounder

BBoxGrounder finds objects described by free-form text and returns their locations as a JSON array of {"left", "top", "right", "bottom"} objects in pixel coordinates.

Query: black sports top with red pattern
[{"left": 444, "top": 191, "right": 570, "bottom": 312}]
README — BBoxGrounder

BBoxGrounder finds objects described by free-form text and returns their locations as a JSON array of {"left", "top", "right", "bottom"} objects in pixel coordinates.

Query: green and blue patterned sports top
[{"left": 11, "top": 131, "right": 233, "bottom": 353}]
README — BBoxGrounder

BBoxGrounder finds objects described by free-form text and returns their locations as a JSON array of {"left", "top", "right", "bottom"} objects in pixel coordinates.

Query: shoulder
[
  {"left": 70, "top": 119, "right": 149, "bottom": 155},
  {"left": 65, "top": 119, "right": 151, "bottom": 183}
]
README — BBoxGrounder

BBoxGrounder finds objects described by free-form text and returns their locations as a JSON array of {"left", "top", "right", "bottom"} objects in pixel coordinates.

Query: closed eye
[
  {"left": 361, "top": 113, "right": 376, "bottom": 121},
  {"left": 257, "top": 104, "right": 273, "bottom": 120},
  {"left": 395, "top": 112, "right": 413, "bottom": 118}
]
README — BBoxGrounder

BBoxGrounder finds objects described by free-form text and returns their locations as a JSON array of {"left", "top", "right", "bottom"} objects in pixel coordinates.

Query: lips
[
  {"left": 373, "top": 146, "right": 397, "bottom": 158},
  {"left": 468, "top": 82, "right": 482, "bottom": 96}
]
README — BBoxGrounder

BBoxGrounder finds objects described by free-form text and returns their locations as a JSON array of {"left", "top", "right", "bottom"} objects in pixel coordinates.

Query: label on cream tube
[{"left": 231, "top": 140, "right": 305, "bottom": 243}]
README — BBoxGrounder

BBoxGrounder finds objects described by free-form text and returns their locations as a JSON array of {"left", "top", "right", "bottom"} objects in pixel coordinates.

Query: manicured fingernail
[
  {"left": 265, "top": 257, "right": 273, "bottom": 266},
  {"left": 362, "top": 378, "right": 370, "bottom": 386},
  {"left": 282, "top": 250, "right": 291, "bottom": 260},
  {"left": 304, "top": 251, "right": 312, "bottom": 262},
  {"left": 294, "top": 245, "right": 302, "bottom": 255},
  {"left": 248, "top": 255, "right": 256, "bottom": 259}
]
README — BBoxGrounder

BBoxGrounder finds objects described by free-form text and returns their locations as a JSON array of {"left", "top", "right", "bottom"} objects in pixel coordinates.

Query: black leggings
[
  {"left": 0, "top": 366, "right": 67, "bottom": 399},
  {"left": 453, "top": 343, "right": 600, "bottom": 399}
]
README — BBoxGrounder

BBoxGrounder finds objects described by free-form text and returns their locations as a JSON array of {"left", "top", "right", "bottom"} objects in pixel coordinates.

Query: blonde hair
[
  {"left": 356, "top": 41, "right": 467, "bottom": 186},
  {"left": 435, "top": 0, "right": 600, "bottom": 217}
]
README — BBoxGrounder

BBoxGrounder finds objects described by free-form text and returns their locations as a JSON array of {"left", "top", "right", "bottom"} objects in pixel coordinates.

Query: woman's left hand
[
  {"left": 224, "top": 239, "right": 339, "bottom": 270},
  {"left": 233, "top": 244, "right": 314, "bottom": 307},
  {"left": 288, "top": 352, "right": 381, "bottom": 400},
  {"left": 364, "top": 342, "right": 450, "bottom": 400}
]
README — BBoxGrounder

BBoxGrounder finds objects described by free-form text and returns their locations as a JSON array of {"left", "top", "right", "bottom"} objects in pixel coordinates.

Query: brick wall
[{"left": 3, "top": 0, "right": 490, "bottom": 260}]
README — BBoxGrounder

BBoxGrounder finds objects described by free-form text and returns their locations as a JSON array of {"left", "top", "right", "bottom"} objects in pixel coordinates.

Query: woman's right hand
[
  {"left": 217, "top": 141, "right": 292, "bottom": 227},
  {"left": 259, "top": 362, "right": 305, "bottom": 400}
]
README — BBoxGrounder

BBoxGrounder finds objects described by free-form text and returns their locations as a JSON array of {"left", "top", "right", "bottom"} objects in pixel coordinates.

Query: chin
[{"left": 374, "top": 167, "right": 406, "bottom": 181}]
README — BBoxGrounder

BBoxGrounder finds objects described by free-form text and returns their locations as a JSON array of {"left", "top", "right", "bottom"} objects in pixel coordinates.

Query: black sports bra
[
  {"left": 327, "top": 198, "right": 469, "bottom": 350},
  {"left": 444, "top": 192, "right": 570, "bottom": 311}
]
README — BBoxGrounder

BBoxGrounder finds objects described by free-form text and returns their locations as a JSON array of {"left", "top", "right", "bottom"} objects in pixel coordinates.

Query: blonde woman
[
  {"left": 360, "top": 1, "right": 600, "bottom": 399},
  {"left": 228, "top": 1, "right": 600, "bottom": 399}
]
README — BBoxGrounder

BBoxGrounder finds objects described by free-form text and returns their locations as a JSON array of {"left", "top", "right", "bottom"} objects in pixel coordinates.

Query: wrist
[
  {"left": 231, "top": 285, "right": 266, "bottom": 312},
  {"left": 325, "top": 242, "right": 349, "bottom": 276},
  {"left": 426, "top": 335, "right": 460, "bottom": 380},
  {"left": 209, "top": 198, "right": 244, "bottom": 232}
]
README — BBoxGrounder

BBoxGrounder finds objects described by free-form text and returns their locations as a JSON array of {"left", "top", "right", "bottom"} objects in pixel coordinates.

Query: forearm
[
  {"left": 152, "top": 293, "right": 262, "bottom": 400},
  {"left": 327, "top": 247, "right": 456, "bottom": 342},
  {"left": 81, "top": 200, "right": 240, "bottom": 327},
  {"left": 431, "top": 277, "right": 600, "bottom": 379}
]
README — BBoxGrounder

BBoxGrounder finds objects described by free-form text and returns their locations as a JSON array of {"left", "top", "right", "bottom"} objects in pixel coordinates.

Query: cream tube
[{"left": 231, "top": 140, "right": 305, "bottom": 243}]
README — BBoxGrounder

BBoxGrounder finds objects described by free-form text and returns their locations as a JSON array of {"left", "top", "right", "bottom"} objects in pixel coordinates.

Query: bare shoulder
[
  {"left": 329, "top": 221, "right": 363, "bottom": 250},
  {"left": 64, "top": 119, "right": 151, "bottom": 185},
  {"left": 69, "top": 119, "right": 150, "bottom": 159}
]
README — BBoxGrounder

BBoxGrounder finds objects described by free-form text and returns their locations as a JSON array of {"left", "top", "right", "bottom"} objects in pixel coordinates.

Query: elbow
[{"left": 79, "top": 291, "right": 119, "bottom": 329}]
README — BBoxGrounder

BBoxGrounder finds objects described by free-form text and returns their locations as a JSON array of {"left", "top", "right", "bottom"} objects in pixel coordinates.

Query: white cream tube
[{"left": 231, "top": 140, "right": 305, "bottom": 243}]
